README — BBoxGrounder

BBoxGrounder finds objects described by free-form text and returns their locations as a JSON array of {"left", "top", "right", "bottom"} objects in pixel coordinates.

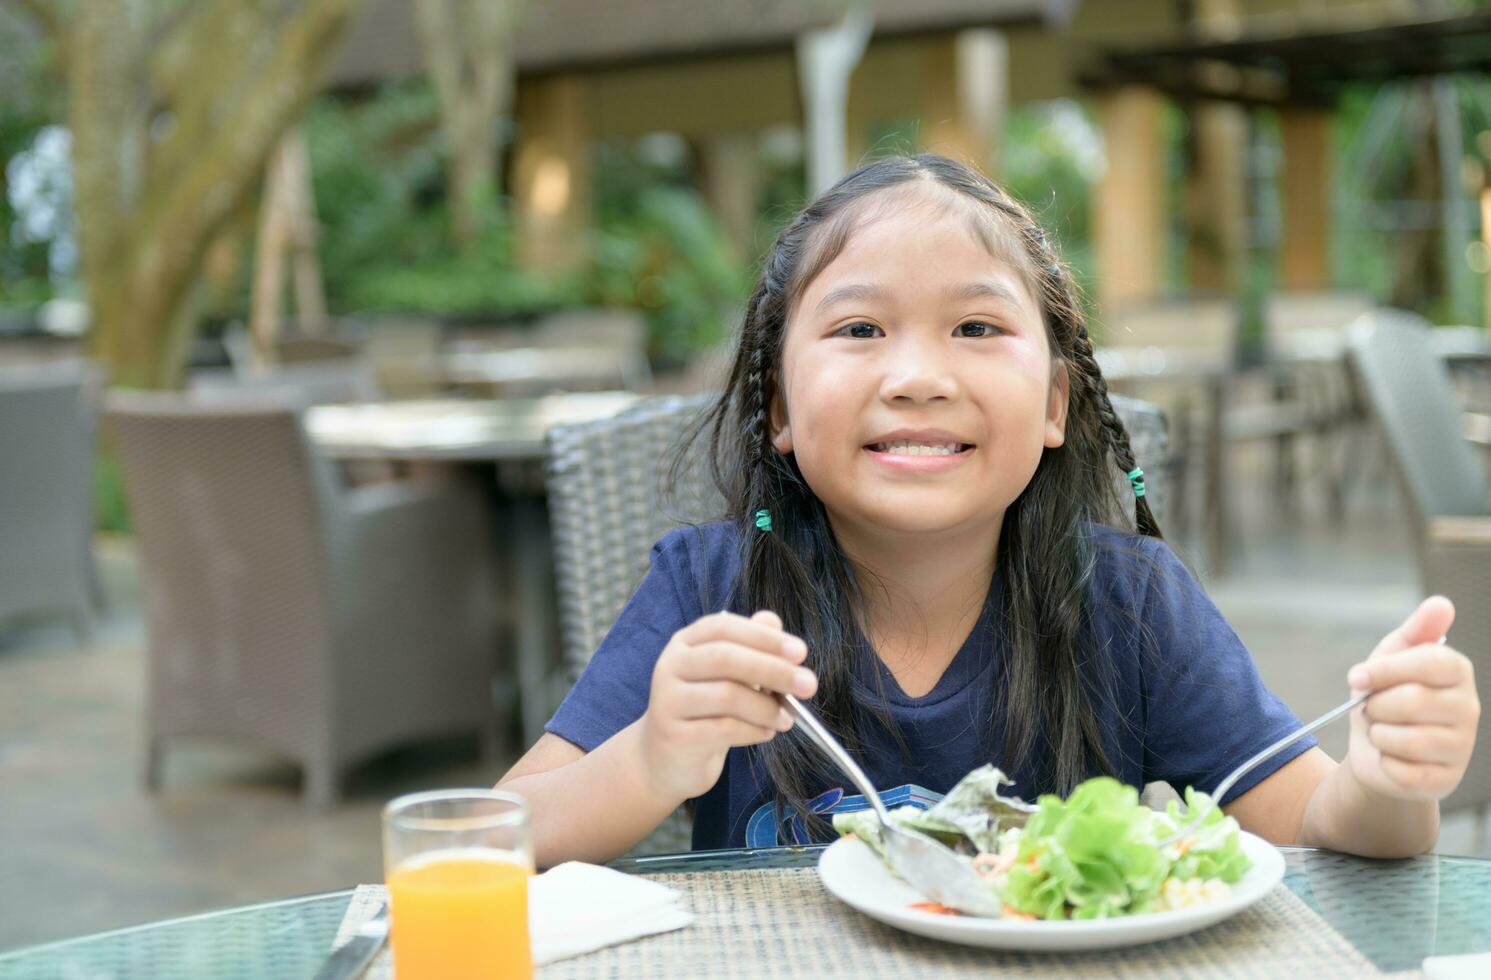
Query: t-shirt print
[{"left": 744, "top": 783, "right": 942, "bottom": 847}]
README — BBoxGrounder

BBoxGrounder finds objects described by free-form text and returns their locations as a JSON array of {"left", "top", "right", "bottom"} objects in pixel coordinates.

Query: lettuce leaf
[
  {"left": 919, "top": 764, "right": 1034, "bottom": 854},
  {"left": 830, "top": 765, "right": 1031, "bottom": 857},
  {"left": 1001, "top": 778, "right": 1170, "bottom": 920},
  {"left": 1162, "top": 787, "right": 1252, "bottom": 884}
]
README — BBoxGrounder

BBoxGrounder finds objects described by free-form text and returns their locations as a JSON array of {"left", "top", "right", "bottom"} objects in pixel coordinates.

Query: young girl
[{"left": 498, "top": 154, "right": 1479, "bottom": 865}]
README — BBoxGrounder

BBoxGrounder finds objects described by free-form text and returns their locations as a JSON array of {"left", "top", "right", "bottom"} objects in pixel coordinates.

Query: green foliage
[
  {"left": 93, "top": 451, "right": 131, "bottom": 535},
  {"left": 339, "top": 208, "right": 584, "bottom": 317},
  {"left": 0, "top": 103, "right": 57, "bottom": 308},
  {"left": 590, "top": 186, "right": 750, "bottom": 367},
  {"left": 1001, "top": 101, "right": 1104, "bottom": 305},
  {"left": 306, "top": 82, "right": 451, "bottom": 299},
  {"left": 305, "top": 88, "right": 749, "bottom": 364},
  {"left": 307, "top": 84, "right": 582, "bottom": 316}
]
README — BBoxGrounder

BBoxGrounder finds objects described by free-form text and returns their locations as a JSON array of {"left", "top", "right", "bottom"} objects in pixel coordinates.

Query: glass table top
[{"left": 1, "top": 846, "right": 1486, "bottom": 978}]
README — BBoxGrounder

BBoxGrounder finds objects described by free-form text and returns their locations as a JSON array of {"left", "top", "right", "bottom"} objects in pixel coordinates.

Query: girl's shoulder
[
  {"left": 1086, "top": 522, "right": 1192, "bottom": 611},
  {"left": 653, "top": 519, "right": 741, "bottom": 564},
  {"left": 650, "top": 520, "right": 744, "bottom": 612}
]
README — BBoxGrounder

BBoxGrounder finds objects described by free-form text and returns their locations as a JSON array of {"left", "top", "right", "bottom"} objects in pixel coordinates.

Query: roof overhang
[{"left": 1081, "top": 12, "right": 1491, "bottom": 109}]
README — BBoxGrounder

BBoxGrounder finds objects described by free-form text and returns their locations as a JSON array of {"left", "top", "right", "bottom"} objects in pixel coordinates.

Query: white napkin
[
  {"left": 1423, "top": 953, "right": 1491, "bottom": 980},
  {"left": 528, "top": 861, "right": 693, "bottom": 965}
]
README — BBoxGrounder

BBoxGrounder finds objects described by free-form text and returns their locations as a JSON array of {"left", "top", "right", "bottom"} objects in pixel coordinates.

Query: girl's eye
[
  {"left": 955, "top": 321, "right": 1002, "bottom": 338},
  {"left": 836, "top": 322, "right": 883, "bottom": 339}
]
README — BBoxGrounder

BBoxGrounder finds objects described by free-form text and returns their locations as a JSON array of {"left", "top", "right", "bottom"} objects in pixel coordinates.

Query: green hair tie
[
  {"left": 754, "top": 508, "right": 773, "bottom": 533},
  {"left": 1126, "top": 467, "right": 1146, "bottom": 499}
]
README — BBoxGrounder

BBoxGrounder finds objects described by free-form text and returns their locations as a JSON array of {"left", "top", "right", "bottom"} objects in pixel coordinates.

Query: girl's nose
[{"left": 879, "top": 340, "right": 959, "bottom": 403}]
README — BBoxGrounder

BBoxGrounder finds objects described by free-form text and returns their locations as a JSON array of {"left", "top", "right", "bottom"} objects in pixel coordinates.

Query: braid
[
  {"left": 745, "top": 343, "right": 770, "bottom": 464},
  {"left": 1068, "top": 320, "right": 1164, "bottom": 540},
  {"left": 983, "top": 184, "right": 1165, "bottom": 542}
]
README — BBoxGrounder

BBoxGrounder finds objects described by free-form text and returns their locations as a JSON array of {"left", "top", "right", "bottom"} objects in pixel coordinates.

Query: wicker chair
[
  {"left": 0, "top": 361, "right": 101, "bottom": 636},
  {"left": 545, "top": 393, "right": 1171, "bottom": 854},
  {"left": 107, "top": 392, "right": 501, "bottom": 806},
  {"left": 1347, "top": 310, "right": 1491, "bottom": 821}
]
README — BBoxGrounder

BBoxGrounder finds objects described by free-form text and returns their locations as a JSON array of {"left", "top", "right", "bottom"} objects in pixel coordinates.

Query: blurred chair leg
[
  {"left": 479, "top": 716, "right": 504, "bottom": 767},
  {"left": 512, "top": 499, "right": 556, "bottom": 748},
  {"left": 70, "top": 604, "right": 95, "bottom": 645},
  {"left": 305, "top": 762, "right": 341, "bottom": 809},
  {"left": 1274, "top": 430, "right": 1298, "bottom": 522},
  {"left": 143, "top": 737, "right": 164, "bottom": 792},
  {"left": 1206, "top": 377, "right": 1231, "bottom": 576},
  {"left": 1169, "top": 395, "right": 1193, "bottom": 535},
  {"left": 86, "top": 551, "right": 107, "bottom": 615}
]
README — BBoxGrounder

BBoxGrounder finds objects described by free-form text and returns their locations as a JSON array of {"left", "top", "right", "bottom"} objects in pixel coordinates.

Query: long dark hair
[{"left": 677, "top": 153, "right": 1162, "bottom": 842}]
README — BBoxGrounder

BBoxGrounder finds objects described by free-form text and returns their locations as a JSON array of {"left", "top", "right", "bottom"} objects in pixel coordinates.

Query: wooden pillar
[
  {"left": 1183, "top": 102, "right": 1249, "bottom": 293},
  {"left": 1279, "top": 107, "right": 1332, "bottom": 291},
  {"left": 513, "top": 75, "right": 592, "bottom": 270},
  {"left": 1184, "top": 0, "right": 1248, "bottom": 295},
  {"left": 918, "top": 29, "right": 1007, "bottom": 175},
  {"left": 1092, "top": 86, "right": 1167, "bottom": 315},
  {"left": 695, "top": 132, "right": 760, "bottom": 262}
]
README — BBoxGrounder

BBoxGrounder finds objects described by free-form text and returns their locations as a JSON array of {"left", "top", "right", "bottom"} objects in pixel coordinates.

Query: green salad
[{"left": 832, "top": 765, "right": 1251, "bottom": 920}]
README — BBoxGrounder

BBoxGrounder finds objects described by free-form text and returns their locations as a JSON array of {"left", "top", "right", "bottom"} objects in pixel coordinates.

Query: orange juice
[{"left": 387, "top": 848, "right": 532, "bottom": 980}]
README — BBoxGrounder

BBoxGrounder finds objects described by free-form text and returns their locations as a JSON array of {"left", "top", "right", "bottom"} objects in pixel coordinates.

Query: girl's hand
[
  {"left": 639, "top": 609, "right": 816, "bottom": 801},
  {"left": 1345, "top": 596, "right": 1480, "bottom": 802}
]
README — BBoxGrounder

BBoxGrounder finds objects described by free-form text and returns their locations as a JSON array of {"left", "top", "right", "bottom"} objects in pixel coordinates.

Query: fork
[
  {"left": 779, "top": 692, "right": 1006, "bottom": 916},
  {"left": 1158, "top": 634, "right": 1444, "bottom": 847},
  {"left": 1155, "top": 689, "right": 1369, "bottom": 847}
]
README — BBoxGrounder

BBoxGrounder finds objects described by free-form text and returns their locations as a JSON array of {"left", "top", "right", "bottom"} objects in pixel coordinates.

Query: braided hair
[{"left": 679, "top": 153, "right": 1162, "bottom": 843}]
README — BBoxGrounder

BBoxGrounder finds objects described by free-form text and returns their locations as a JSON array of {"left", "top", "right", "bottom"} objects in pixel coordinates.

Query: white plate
[{"left": 817, "top": 831, "right": 1284, "bottom": 951}]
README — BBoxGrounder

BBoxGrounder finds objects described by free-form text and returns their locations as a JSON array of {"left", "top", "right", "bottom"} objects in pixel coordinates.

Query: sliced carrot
[{"left": 909, "top": 901, "right": 964, "bottom": 916}]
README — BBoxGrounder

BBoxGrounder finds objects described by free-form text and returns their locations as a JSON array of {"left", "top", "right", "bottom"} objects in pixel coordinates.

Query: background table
[
  {"left": 305, "top": 392, "right": 639, "bottom": 462},
  {"left": 2, "top": 846, "right": 1487, "bottom": 978},
  {"left": 307, "top": 392, "right": 640, "bottom": 744}
]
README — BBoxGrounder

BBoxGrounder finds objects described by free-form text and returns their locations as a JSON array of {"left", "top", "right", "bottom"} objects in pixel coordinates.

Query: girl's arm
[
  {"left": 1225, "top": 747, "right": 1441, "bottom": 856},
  {"left": 496, "top": 611, "right": 816, "bottom": 868},
  {"left": 497, "top": 726, "right": 686, "bottom": 866},
  {"left": 1224, "top": 597, "right": 1478, "bottom": 857}
]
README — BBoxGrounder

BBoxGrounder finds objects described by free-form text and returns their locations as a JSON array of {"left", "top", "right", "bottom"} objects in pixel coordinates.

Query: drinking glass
[{"left": 383, "top": 789, "right": 534, "bottom": 980}]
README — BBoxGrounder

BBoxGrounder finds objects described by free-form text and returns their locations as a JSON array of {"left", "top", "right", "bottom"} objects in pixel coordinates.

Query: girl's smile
[{"left": 863, "top": 427, "right": 976, "bottom": 473}]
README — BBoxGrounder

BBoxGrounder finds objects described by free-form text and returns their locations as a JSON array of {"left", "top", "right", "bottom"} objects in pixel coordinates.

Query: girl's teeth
[{"left": 876, "top": 441, "right": 962, "bottom": 456}]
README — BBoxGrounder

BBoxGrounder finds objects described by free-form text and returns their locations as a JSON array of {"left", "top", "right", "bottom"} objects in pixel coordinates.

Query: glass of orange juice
[{"left": 383, "top": 789, "right": 534, "bottom": 980}]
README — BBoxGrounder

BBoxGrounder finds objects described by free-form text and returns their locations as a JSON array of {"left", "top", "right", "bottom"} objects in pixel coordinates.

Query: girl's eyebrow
[
  {"left": 944, "top": 280, "right": 1026, "bottom": 307},
  {"left": 814, "top": 280, "right": 1026, "bottom": 316},
  {"left": 814, "top": 282, "right": 889, "bottom": 315}
]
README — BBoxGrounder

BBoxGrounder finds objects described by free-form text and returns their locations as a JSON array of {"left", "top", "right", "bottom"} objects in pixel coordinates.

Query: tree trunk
[
  {"left": 415, "top": 0, "right": 522, "bottom": 250},
  {"left": 26, "top": 0, "right": 364, "bottom": 389}
]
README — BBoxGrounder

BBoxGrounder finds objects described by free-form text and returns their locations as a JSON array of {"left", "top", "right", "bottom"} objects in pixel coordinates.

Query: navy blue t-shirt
[{"left": 545, "top": 521, "right": 1315, "bottom": 850}]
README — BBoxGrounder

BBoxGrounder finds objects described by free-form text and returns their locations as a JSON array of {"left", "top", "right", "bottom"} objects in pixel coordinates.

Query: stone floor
[{"left": 0, "top": 438, "right": 1487, "bottom": 952}]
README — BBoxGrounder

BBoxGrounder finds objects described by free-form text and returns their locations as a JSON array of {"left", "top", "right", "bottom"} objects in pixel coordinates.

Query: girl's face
[{"left": 771, "top": 186, "right": 1068, "bottom": 542}]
